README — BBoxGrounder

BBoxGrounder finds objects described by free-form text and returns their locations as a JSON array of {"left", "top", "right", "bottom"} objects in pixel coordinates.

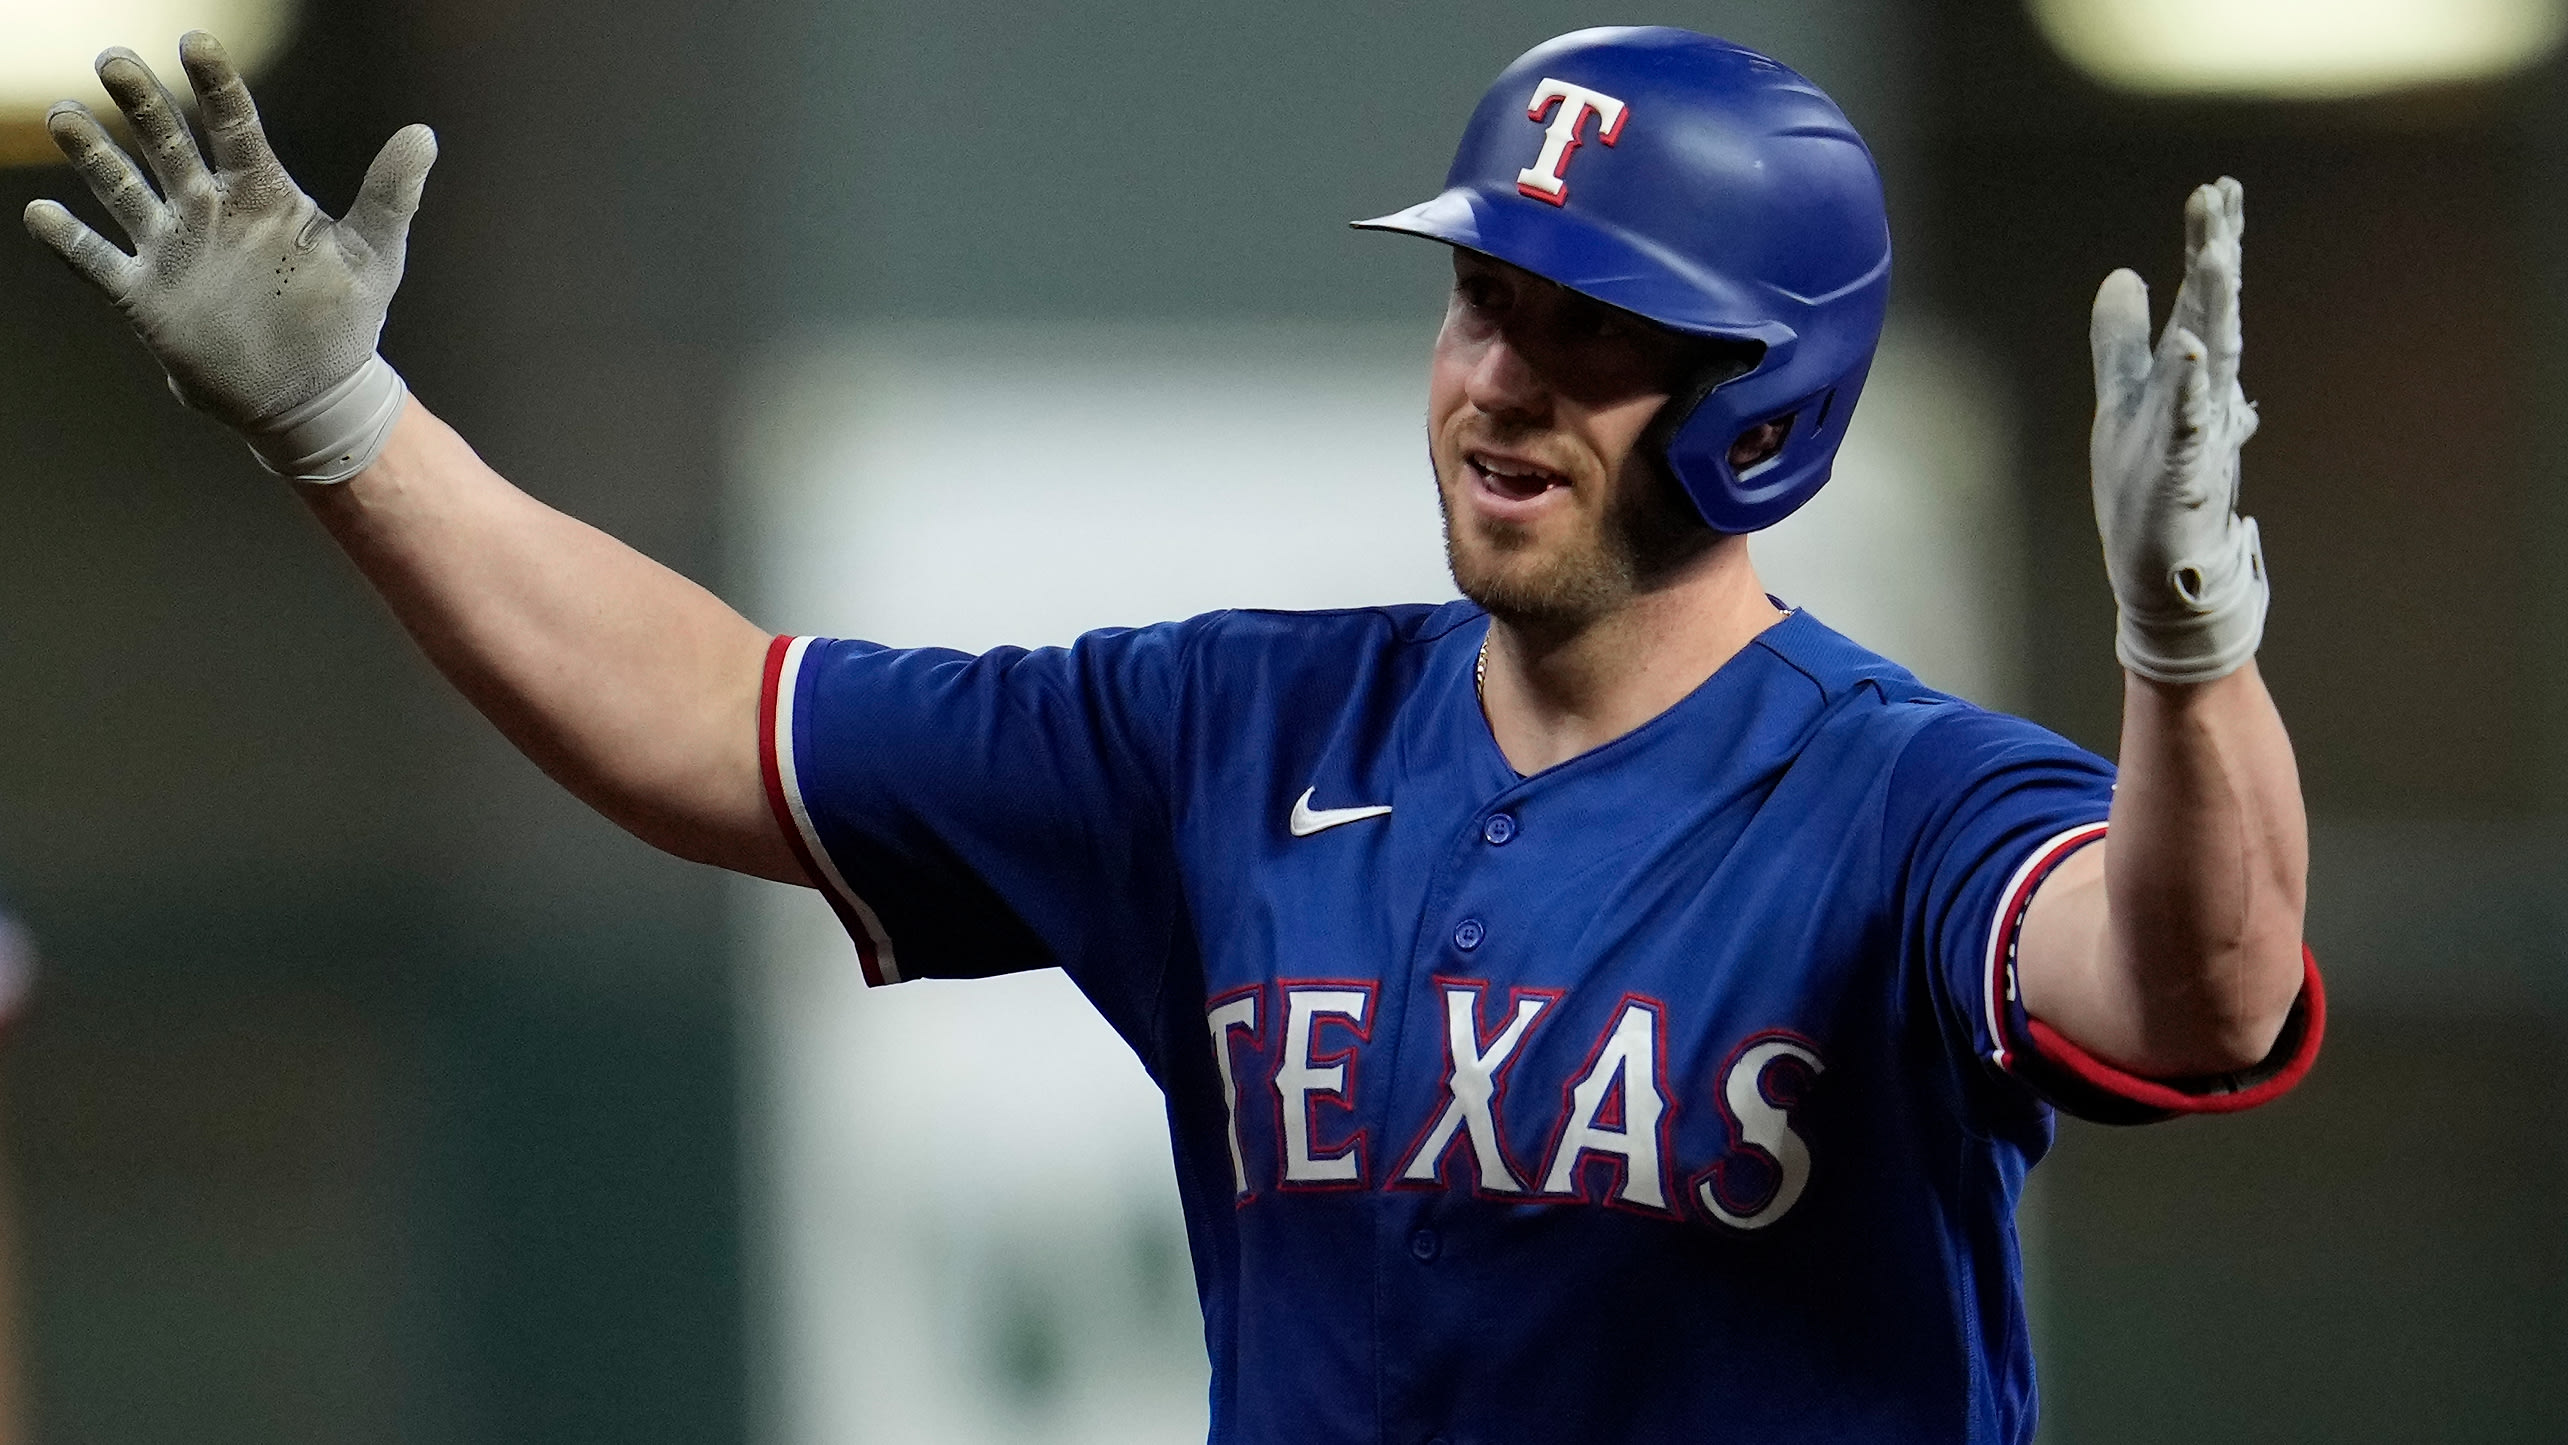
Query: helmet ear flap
[
  {"left": 1649, "top": 340, "right": 1781, "bottom": 530},
  {"left": 1727, "top": 415, "right": 1795, "bottom": 476},
  {"left": 1644, "top": 338, "right": 1764, "bottom": 465}
]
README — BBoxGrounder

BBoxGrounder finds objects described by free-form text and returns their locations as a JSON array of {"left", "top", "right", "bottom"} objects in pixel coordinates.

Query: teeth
[{"left": 1474, "top": 453, "right": 1551, "bottom": 482}]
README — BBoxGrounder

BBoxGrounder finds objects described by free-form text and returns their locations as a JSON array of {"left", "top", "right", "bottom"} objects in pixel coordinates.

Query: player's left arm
[{"left": 2015, "top": 178, "right": 2310, "bottom": 1080}]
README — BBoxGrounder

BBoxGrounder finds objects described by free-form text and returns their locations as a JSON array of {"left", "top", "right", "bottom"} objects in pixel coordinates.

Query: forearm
[
  {"left": 2022, "top": 176, "right": 2309, "bottom": 1078},
  {"left": 304, "top": 398, "right": 800, "bottom": 881},
  {"left": 2022, "top": 664, "right": 2307, "bottom": 1075},
  {"left": 23, "top": 40, "right": 804, "bottom": 883}
]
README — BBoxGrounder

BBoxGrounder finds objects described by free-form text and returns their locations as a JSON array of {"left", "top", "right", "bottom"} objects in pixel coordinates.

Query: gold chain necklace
[{"left": 1475, "top": 633, "right": 1489, "bottom": 704}]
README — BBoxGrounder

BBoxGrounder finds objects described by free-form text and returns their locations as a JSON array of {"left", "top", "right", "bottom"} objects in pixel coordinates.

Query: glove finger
[
  {"left": 2160, "top": 325, "right": 2213, "bottom": 499},
  {"left": 2165, "top": 181, "right": 2237, "bottom": 361},
  {"left": 95, "top": 48, "right": 213, "bottom": 209},
  {"left": 2183, "top": 181, "right": 2211, "bottom": 273},
  {"left": 22, "top": 199, "right": 140, "bottom": 302},
  {"left": 43, "top": 102, "right": 162, "bottom": 245},
  {"left": 2223, "top": 394, "right": 2259, "bottom": 511},
  {"left": 340, "top": 124, "right": 438, "bottom": 256},
  {"left": 2090, "top": 268, "right": 2152, "bottom": 412},
  {"left": 178, "top": 31, "right": 290, "bottom": 203},
  {"left": 2188, "top": 180, "right": 2244, "bottom": 400}
]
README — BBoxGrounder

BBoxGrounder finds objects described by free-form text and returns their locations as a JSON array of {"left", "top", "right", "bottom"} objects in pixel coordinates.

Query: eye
[
  {"left": 1547, "top": 291, "right": 1606, "bottom": 335},
  {"left": 1565, "top": 299, "right": 1641, "bottom": 340},
  {"left": 1453, "top": 273, "right": 1506, "bottom": 315}
]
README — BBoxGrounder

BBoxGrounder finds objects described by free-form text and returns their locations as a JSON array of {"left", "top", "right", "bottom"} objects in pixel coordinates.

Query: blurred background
[{"left": 0, "top": 0, "right": 2563, "bottom": 1440}]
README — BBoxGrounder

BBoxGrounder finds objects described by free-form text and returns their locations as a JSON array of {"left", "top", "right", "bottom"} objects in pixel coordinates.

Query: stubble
[{"left": 1439, "top": 447, "right": 1720, "bottom": 632}]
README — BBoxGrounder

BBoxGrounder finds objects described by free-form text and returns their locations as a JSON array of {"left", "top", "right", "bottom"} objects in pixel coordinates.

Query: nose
[{"left": 1462, "top": 328, "right": 1552, "bottom": 425}]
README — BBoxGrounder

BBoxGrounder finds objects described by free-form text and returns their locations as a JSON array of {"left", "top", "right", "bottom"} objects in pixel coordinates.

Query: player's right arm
[
  {"left": 21, "top": 35, "right": 804, "bottom": 885},
  {"left": 303, "top": 401, "right": 798, "bottom": 881}
]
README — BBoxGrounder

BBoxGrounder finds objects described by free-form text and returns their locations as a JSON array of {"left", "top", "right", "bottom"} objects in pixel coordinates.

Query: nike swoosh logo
[{"left": 1289, "top": 787, "right": 1393, "bottom": 837}]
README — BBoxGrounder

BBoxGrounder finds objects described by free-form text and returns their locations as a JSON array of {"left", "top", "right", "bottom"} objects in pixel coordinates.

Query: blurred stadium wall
[
  {"left": 0, "top": 1, "right": 2564, "bottom": 1442},
  {"left": 0, "top": 0, "right": 763, "bottom": 1437}
]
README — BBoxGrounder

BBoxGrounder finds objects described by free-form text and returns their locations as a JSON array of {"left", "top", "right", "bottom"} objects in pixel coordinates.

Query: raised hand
[
  {"left": 22, "top": 31, "right": 435, "bottom": 482},
  {"left": 2089, "top": 177, "right": 2268, "bottom": 684}
]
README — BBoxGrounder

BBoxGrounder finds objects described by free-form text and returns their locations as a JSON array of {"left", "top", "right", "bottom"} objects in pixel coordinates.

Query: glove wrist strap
[
  {"left": 244, "top": 355, "right": 408, "bottom": 484},
  {"left": 2113, "top": 521, "right": 2269, "bottom": 685}
]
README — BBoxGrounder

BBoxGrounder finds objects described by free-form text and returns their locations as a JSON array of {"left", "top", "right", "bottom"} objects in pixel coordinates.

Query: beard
[{"left": 1440, "top": 448, "right": 1721, "bottom": 632}]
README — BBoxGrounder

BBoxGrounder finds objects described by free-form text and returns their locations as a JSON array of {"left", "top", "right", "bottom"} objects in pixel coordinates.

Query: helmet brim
[{"left": 1353, "top": 186, "right": 1798, "bottom": 352}]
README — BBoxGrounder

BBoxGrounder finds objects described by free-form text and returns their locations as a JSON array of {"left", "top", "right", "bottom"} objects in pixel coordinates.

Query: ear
[{"left": 1727, "top": 416, "right": 1794, "bottom": 473}]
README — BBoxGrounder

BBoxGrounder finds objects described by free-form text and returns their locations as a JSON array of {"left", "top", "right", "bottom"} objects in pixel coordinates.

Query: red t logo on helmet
[{"left": 1514, "top": 78, "right": 1629, "bottom": 206}]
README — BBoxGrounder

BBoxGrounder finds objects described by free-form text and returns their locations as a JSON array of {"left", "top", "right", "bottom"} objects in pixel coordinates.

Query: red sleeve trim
[
  {"left": 1982, "top": 818, "right": 2325, "bottom": 1122},
  {"left": 1983, "top": 822, "right": 2110, "bottom": 1071},
  {"left": 760, "top": 634, "right": 900, "bottom": 988},
  {"left": 2021, "top": 947, "right": 2325, "bottom": 1118}
]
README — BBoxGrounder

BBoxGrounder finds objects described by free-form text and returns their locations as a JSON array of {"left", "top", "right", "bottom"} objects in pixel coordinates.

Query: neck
[{"left": 1479, "top": 536, "right": 1785, "bottom": 775}]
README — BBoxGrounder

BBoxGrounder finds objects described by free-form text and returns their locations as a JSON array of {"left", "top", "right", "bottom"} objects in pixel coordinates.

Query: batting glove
[
  {"left": 2089, "top": 176, "right": 2268, "bottom": 685},
  {"left": 22, "top": 32, "right": 434, "bottom": 484}
]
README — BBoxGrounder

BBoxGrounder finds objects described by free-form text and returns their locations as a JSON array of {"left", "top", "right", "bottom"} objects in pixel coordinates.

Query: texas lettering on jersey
[
  {"left": 1208, "top": 980, "right": 1820, "bottom": 1229},
  {"left": 763, "top": 602, "right": 2318, "bottom": 1444}
]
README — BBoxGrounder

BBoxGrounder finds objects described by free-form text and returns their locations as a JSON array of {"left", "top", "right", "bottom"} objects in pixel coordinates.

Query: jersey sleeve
[
  {"left": 1887, "top": 705, "right": 2323, "bottom": 1126},
  {"left": 759, "top": 624, "right": 1197, "bottom": 1063}
]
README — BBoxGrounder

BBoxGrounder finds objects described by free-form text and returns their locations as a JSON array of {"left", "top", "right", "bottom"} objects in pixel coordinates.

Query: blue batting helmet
[{"left": 1355, "top": 27, "right": 1891, "bottom": 534}]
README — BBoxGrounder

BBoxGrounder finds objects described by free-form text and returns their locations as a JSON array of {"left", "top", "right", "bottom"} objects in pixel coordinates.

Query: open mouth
[{"left": 1467, "top": 450, "right": 1568, "bottom": 502}]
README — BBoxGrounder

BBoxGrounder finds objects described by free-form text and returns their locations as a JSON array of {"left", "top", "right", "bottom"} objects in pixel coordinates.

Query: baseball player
[{"left": 26, "top": 26, "right": 2318, "bottom": 1443}]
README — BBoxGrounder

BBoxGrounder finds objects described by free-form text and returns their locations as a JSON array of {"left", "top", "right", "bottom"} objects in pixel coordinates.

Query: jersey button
[
  {"left": 1409, "top": 1228, "right": 1440, "bottom": 1261},
  {"left": 1451, "top": 918, "right": 1485, "bottom": 951},
  {"left": 1482, "top": 813, "right": 1518, "bottom": 845}
]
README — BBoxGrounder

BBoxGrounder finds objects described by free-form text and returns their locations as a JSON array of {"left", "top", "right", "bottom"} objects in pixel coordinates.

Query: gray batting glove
[
  {"left": 22, "top": 32, "right": 434, "bottom": 483},
  {"left": 2089, "top": 177, "right": 2268, "bottom": 685}
]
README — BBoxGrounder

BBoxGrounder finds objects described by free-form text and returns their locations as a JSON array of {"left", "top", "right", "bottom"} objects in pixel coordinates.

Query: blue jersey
[{"left": 757, "top": 602, "right": 2321, "bottom": 1444}]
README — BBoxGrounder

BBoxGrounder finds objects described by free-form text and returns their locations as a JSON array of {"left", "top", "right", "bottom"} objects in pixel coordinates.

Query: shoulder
[
  {"left": 1749, "top": 608, "right": 1933, "bottom": 710},
  {"left": 1163, "top": 599, "right": 1479, "bottom": 686},
  {"left": 1892, "top": 699, "right": 2111, "bottom": 782},
  {"left": 798, "top": 601, "right": 1474, "bottom": 713},
  {"left": 1054, "top": 599, "right": 1471, "bottom": 658},
  {"left": 1874, "top": 696, "right": 2115, "bottom": 863},
  {"left": 1751, "top": 609, "right": 2112, "bottom": 803},
  {"left": 1177, "top": 599, "right": 1478, "bottom": 652},
  {"left": 982, "top": 602, "right": 1478, "bottom": 757}
]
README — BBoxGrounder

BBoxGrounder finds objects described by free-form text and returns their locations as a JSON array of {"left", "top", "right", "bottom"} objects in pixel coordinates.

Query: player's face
[{"left": 1428, "top": 251, "right": 1717, "bottom": 630}]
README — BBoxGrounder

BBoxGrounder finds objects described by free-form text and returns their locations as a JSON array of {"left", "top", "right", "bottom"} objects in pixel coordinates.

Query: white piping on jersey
[
  {"left": 1982, "top": 820, "right": 2109, "bottom": 1070},
  {"left": 774, "top": 635, "right": 902, "bottom": 985}
]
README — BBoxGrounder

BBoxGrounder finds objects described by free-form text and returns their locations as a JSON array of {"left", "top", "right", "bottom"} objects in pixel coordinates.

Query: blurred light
[
  {"left": 0, "top": 0, "right": 298, "bottom": 167},
  {"left": 2029, "top": 0, "right": 2566, "bottom": 98}
]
